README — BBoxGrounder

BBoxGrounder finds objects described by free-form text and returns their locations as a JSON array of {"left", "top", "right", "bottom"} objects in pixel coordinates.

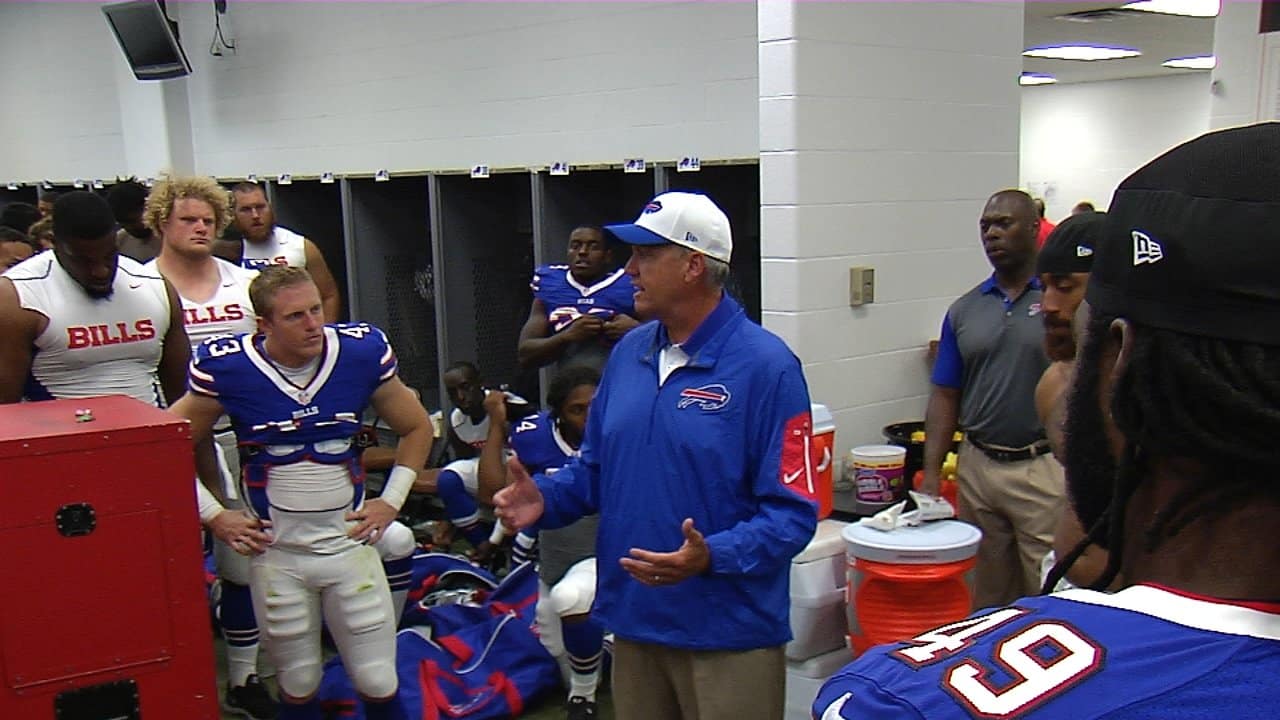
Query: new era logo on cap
[
  {"left": 603, "top": 191, "right": 733, "bottom": 262},
  {"left": 1077, "top": 246, "right": 1094, "bottom": 258},
  {"left": 1132, "top": 230, "right": 1164, "bottom": 266}
]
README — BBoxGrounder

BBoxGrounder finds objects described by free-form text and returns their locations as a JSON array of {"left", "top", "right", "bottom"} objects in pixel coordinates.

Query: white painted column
[
  {"left": 758, "top": 1, "right": 1024, "bottom": 448},
  {"left": 113, "top": 65, "right": 195, "bottom": 179},
  {"left": 1208, "top": 0, "right": 1264, "bottom": 130},
  {"left": 110, "top": 1, "right": 197, "bottom": 180}
]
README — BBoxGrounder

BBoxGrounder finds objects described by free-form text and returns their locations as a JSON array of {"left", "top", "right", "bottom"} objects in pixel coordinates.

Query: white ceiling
[{"left": 1023, "top": 1, "right": 1216, "bottom": 84}]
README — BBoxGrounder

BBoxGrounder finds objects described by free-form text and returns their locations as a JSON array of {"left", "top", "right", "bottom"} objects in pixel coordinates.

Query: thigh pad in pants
[
  {"left": 320, "top": 546, "right": 398, "bottom": 698},
  {"left": 250, "top": 552, "right": 322, "bottom": 699}
]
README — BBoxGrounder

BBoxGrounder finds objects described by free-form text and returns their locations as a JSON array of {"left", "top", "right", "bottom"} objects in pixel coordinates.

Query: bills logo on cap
[
  {"left": 1132, "top": 230, "right": 1164, "bottom": 266},
  {"left": 644, "top": 201, "right": 663, "bottom": 214},
  {"left": 678, "top": 383, "right": 731, "bottom": 411}
]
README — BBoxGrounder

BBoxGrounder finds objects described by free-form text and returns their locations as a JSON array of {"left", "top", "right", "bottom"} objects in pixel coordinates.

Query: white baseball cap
[{"left": 604, "top": 191, "right": 732, "bottom": 263}]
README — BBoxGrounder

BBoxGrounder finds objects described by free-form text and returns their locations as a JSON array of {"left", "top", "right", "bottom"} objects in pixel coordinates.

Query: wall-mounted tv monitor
[{"left": 102, "top": 0, "right": 192, "bottom": 80}]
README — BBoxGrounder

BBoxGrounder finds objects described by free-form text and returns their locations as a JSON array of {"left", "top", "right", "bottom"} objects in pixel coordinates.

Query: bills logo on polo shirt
[
  {"left": 677, "top": 383, "right": 731, "bottom": 411},
  {"left": 1028, "top": 302, "right": 1042, "bottom": 317}
]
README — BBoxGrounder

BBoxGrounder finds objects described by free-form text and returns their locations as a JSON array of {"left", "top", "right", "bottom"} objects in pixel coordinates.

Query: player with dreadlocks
[{"left": 814, "top": 122, "right": 1280, "bottom": 719}]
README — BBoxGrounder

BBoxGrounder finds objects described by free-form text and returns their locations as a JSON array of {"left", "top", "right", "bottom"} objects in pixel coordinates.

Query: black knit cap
[
  {"left": 1086, "top": 122, "right": 1280, "bottom": 345},
  {"left": 1036, "top": 211, "right": 1104, "bottom": 275}
]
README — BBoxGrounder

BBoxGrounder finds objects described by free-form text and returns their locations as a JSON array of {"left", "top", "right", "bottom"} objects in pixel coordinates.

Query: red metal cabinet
[{"left": 0, "top": 395, "right": 218, "bottom": 719}]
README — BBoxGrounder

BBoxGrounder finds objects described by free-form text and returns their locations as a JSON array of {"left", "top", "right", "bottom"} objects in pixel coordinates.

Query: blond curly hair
[{"left": 143, "top": 175, "right": 232, "bottom": 236}]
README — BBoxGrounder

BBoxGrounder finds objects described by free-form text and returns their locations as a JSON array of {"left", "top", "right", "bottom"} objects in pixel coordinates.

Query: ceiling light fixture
[
  {"left": 1162, "top": 55, "right": 1217, "bottom": 70},
  {"left": 1020, "top": 73, "right": 1058, "bottom": 86},
  {"left": 1122, "top": 0, "right": 1220, "bottom": 18},
  {"left": 1023, "top": 45, "right": 1142, "bottom": 61}
]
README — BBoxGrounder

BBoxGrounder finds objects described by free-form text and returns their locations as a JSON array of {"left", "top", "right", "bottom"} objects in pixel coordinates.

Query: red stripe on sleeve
[{"left": 779, "top": 410, "right": 818, "bottom": 503}]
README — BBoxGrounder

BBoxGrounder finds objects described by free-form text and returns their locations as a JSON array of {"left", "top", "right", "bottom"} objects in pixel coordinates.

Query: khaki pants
[
  {"left": 611, "top": 638, "right": 785, "bottom": 720},
  {"left": 957, "top": 440, "right": 1065, "bottom": 610}
]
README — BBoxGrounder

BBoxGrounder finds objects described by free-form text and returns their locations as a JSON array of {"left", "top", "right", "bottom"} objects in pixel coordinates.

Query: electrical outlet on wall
[{"left": 849, "top": 266, "right": 875, "bottom": 306}]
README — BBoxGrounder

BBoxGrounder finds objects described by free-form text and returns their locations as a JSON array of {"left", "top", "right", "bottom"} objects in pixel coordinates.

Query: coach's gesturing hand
[
  {"left": 621, "top": 518, "right": 710, "bottom": 587},
  {"left": 494, "top": 455, "right": 545, "bottom": 531}
]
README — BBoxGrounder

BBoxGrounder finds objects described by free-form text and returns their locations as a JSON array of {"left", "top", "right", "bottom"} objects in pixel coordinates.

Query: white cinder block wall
[
  {"left": 174, "top": 1, "right": 760, "bottom": 177},
  {"left": 1020, "top": 74, "right": 1210, "bottom": 222},
  {"left": 759, "top": 1, "right": 1023, "bottom": 451},
  {"left": 0, "top": 4, "right": 128, "bottom": 182}
]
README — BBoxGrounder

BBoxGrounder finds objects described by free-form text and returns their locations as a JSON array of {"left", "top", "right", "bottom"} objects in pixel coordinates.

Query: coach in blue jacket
[{"left": 496, "top": 191, "right": 819, "bottom": 720}]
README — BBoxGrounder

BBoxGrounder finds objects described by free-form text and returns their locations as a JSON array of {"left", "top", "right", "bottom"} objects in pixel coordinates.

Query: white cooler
[
  {"left": 784, "top": 646, "right": 854, "bottom": 720},
  {"left": 788, "top": 519, "right": 850, "bottom": 661}
]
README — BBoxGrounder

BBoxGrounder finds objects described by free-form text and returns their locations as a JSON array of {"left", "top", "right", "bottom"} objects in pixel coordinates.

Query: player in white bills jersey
[
  {"left": 231, "top": 183, "right": 342, "bottom": 323},
  {"left": 430, "top": 361, "right": 532, "bottom": 554},
  {"left": 517, "top": 225, "right": 639, "bottom": 373},
  {"left": 145, "top": 176, "right": 259, "bottom": 348},
  {"left": 815, "top": 124, "right": 1280, "bottom": 720},
  {"left": 143, "top": 175, "right": 279, "bottom": 719},
  {"left": 171, "top": 267, "right": 431, "bottom": 720},
  {"left": 0, "top": 191, "right": 189, "bottom": 407},
  {"left": 479, "top": 366, "right": 604, "bottom": 720}
]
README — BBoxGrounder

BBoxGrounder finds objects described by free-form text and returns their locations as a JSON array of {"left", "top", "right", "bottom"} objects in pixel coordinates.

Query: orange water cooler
[
  {"left": 842, "top": 520, "right": 982, "bottom": 655},
  {"left": 810, "top": 404, "right": 835, "bottom": 519}
]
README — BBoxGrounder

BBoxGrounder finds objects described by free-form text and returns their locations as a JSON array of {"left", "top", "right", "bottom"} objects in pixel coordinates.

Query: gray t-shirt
[
  {"left": 116, "top": 228, "right": 160, "bottom": 263},
  {"left": 941, "top": 278, "right": 1049, "bottom": 448}
]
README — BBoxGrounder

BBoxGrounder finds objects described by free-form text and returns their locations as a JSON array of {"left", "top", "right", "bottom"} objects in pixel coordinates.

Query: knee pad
[
  {"left": 547, "top": 560, "right": 597, "bottom": 617},
  {"left": 350, "top": 659, "right": 399, "bottom": 699},
  {"left": 375, "top": 521, "right": 415, "bottom": 562},
  {"left": 276, "top": 662, "right": 323, "bottom": 701},
  {"left": 547, "top": 578, "right": 594, "bottom": 617}
]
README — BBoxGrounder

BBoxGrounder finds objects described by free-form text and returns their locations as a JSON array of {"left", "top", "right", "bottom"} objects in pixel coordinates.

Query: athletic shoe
[
  {"left": 566, "top": 696, "right": 597, "bottom": 720},
  {"left": 223, "top": 674, "right": 278, "bottom": 719}
]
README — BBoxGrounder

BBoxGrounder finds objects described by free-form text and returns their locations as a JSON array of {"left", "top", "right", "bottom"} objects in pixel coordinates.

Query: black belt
[{"left": 969, "top": 437, "right": 1052, "bottom": 463}]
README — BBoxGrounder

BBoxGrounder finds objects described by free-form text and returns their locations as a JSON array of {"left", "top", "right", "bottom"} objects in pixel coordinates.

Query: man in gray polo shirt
[{"left": 920, "top": 188, "right": 1062, "bottom": 610}]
